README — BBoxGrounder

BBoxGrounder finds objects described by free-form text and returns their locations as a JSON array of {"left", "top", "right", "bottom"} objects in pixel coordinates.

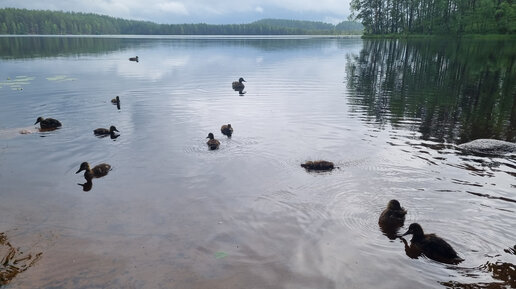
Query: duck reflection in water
[
  {"left": 378, "top": 199, "right": 407, "bottom": 240},
  {"left": 78, "top": 179, "right": 93, "bottom": 192},
  {"left": 401, "top": 223, "right": 464, "bottom": 264}
]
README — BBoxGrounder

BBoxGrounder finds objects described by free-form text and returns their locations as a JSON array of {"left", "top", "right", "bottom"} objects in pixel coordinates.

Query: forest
[
  {"left": 0, "top": 8, "right": 363, "bottom": 35},
  {"left": 350, "top": 0, "right": 516, "bottom": 35}
]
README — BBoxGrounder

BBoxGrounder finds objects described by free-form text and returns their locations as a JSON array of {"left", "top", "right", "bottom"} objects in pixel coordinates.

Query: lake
[{"left": 0, "top": 35, "right": 515, "bottom": 289}]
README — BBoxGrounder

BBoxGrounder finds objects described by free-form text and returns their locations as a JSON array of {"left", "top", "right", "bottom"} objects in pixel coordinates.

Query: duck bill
[
  {"left": 114, "top": 128, "right": 119, "bottom": 132},
  {"left": 76, "top": 168, "right": 84, "bottom": 174},
  {"left": 34, "top": 120, "right": 39, "bottom": 125},
  {"left": 402, "top": 229, "right": 411, "bottom": 236}
]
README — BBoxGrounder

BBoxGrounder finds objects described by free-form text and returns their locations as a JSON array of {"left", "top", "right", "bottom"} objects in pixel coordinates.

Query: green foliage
[
  {"left": 0, "top": 8, "right": 363, "bottom": 35},
  {"left": 350, "top": 0, "right": 516, "bottom": 35}
]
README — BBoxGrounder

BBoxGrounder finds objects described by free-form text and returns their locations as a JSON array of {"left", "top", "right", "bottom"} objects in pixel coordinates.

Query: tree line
[
  {"left": 350, "top": 0, "right": 516, "bottom": 35},
  {"left": 0, "top": 8, "right": 363, "bottom": 35}
]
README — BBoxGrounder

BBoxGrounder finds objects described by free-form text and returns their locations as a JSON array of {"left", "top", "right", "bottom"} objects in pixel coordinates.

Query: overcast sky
[{"left": 1, "top": 0, "right": 352, "bottom": 25}]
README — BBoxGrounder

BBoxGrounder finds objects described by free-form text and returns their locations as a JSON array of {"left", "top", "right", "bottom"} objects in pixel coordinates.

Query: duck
[
  {"left": 111, "top": 96, "right": 120, "bottom": 104},
  {"left": 232, "top": 77, "right": 246, "bottom": 90},
  {"left": 206, "top": 133, "right": 220, "bottom": 150},
  {"left": 129, "top": 56, "right": 139, "bottom": 62},
  {"left": 300, "top": 160, "right": 335, "bottom": 171},
  {"left": 76, "top": 162, "right": 111, "bottom": 181},
  {"left": 402, "top": 223, "right": 463, "bottom": 264},
  {"left": 34, "top": 117, "right": 62, "bottom": 129},
  {"left": 379, "top": 200, "right": 407, "bottom": 225},
  {"left": 379, "top": 199, "right": 407, "bottom": 239},
  {"left": 93, "top": 125, "right": 119, "bottom": 136},
  {"left": 221, "top": 124, "right": 233, "bottom": 137}
]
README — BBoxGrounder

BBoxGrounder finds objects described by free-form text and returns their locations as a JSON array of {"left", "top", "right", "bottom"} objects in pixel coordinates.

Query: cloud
[
  {"left": 255, "top": 6, "right": 264, "bottom": 13},
  {"left": 156, "top": 1, "right": 188, "bottom": 15}
]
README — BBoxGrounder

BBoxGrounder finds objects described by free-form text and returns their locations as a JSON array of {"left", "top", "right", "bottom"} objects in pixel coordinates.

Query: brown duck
[
  {"left": 232, "top": 77, "right": 246, "bottom": 90},
  {"left": 300, "top": 160, "right": 335, "bottom": 171},
  {"left": 402, "top": 223, "right": 463, "bottom": 264},
  {"left": 221, "top": 124, "right": 233, "bottom": 137},
  {"left": 379, "top": 199, "right": 407, "bottom": 239},
  {"left": 76, "top": 162, "right": 111, "bottom": 181},
  {"left": 206, "top": 133, "right": 220, "bottom": 150},
  {"left": 34, "top": 117, "right": 62, "bottom": 129},
  {"left": 94, "top": 125, "right": 119, "bottom": 136}
]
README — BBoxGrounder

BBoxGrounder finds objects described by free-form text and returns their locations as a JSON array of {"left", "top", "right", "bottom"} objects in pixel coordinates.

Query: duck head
[
  {"left": 239, "top": 77, "right": 246, "bottom": 83},
  {"left": 387, "top": 199, "right": 403, "bottom": 210},
  {"left": 109, "top": 126, "right": 119, "bottom": 133},
  {"left": 34, "top": 117, "right": 44, "bottom": 125},
  {"left": 76, "top": 162, "right": 90, "bottom": 174},
  {"left": 207, "top": 133, "right": 215, "bottom": 140},
  {"left": 402, "top": 223, "right": 424, "bottom": 239}
]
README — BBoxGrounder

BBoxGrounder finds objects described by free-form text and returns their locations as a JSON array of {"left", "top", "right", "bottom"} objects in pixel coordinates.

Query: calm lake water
[{"left": 0, "top": 36, "right": 515, "bottom": 289}]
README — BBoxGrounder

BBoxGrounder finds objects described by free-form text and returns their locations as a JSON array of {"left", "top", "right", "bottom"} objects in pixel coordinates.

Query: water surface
[{"left": 0, "top": 36, "right": 515, "bottom": 289}]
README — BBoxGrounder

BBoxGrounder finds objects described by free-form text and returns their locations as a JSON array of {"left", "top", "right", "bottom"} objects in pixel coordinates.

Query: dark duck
[
  {"left": 206, "top": 133, "right": 220, "bottom": 150},
  {"left": 111, "top": 96, "right": 120, "bottom": 104},
  {"left": 402, "top": 223, "right": 463, "bottom": 264},
  {"left": 129, "top": 56, "right": 139, "bottom": 62},
  {"left": 34, "top": 117, "right": 62, "bottom": 129},
  {"left": 300, "top": 160, "right": 335, "bottom": 171},
  {"left": 378, "top": 199, "right": 407, "bottom": 239},
  {"left": 76, "top": 162, "right": 111, "bottom": 181},
  {"left": 221, "top": 124, "right": 233, "bottom": 137},
  {"left": 232, "top": 77, "right": 246, "bottom": 90},
  {"left": 94, "top": 125, "right": 119, "bottom": 137}
]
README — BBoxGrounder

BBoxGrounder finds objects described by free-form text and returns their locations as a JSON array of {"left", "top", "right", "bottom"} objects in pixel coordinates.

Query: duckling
[
  {"left": 76, "top": 162, "right": 111, "bottom": 181},
  {"left": 221, "top": 124, "right": 233, "bottom": 137},
  {"left": 232, "top": 77, "right": 246, "bottom": 90},
  {"left": 206, "top": 133, "right": 220, "bottom": 150},
  {"left": 34, "top": 117, "right": 62, "bottom": 129},
  {"left": 129, "top": 56, "right": 139, "bottom": 62},
  {"left": 93, "top": 125, "right": 119, "bottom": 136},
  {"left": 111, "top": 96, "right": 120, "bottom": 104},
  {"left": 300, "top": 160, "right": 335, "bottom": 171},
  {"left": 402, "top": 223, "right": 463, "bottom": 264},
  {"left": 379, "top": 200, "right": 407, "bottom": 239}
]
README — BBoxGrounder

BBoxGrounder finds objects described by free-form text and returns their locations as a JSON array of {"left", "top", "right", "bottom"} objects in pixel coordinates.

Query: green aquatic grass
[{"left": 214, "top": 251, "right": 228, "bottom": 259}]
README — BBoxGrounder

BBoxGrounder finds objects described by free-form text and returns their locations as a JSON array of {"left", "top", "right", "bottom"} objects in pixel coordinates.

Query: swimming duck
[
  {"left": 34, "top": 117, "right": 62, "bottom": 129},
  {"left": 111, "top": 96, "right": 120, "bottom": 104},
  {"left": 206, "top": 133, "right": 220, "bottom": 150},
  {"left": 232, "top": 77, "right": 246, "bottom": 90},
  {"left": 379, "top": 199, "right": 407, "bottom": 239},
  {"left": 402, "top": 223, "right": 463, "bottom": 264},
  {"left": 221, "top": 124, "right": 233, "bottom": 137},
  {"left": 94, "top": 125, "right": 119, "bottom": 136},
  {"left": 76, "top": 162, "right": 111, "bottom": 181},
  {"left": 300, "top": 160, "right": 335, "bottom": 171},
  {"left": 129, "top": 56, "right": 139, "bottom": 62}
]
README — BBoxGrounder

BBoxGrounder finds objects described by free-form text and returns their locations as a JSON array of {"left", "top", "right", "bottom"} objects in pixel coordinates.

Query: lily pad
[
  {"left": 0, "top": 76, "right": 34, "bottom": 89},
  {"left": 46, "top": 75, "right": 76, "bottom": 82},
  {"left": 214, "top": 251, "right": 228, "bottom": 259}
]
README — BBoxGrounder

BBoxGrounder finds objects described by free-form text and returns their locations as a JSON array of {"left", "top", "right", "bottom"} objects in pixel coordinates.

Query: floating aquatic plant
[
  {"left": 0, "top": 76, "right": 34, "bottom": 90},
  {"left": 46, "top": 75, "right": 76, "bottom": 82}
]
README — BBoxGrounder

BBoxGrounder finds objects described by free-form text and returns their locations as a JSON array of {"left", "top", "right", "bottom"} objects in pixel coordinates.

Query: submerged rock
[{"left": 457, "top": 139, "right": 516, "bottom": 156}]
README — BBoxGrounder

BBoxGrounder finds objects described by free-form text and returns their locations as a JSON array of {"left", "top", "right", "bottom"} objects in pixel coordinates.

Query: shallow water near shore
[{"left": 0, "top": 36, "right": 515, "bottom": 288}]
